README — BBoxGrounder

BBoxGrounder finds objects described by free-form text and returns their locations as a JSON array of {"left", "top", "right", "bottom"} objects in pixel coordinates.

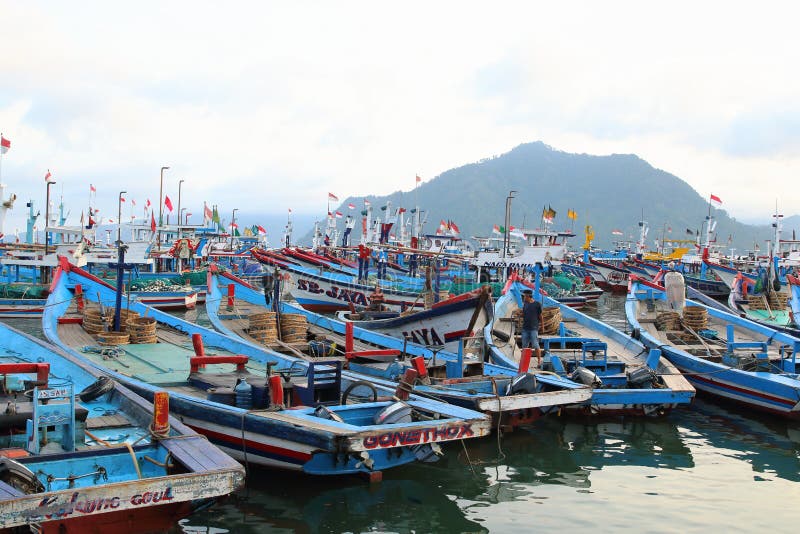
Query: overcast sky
[{"left": 1, "top": 1, "right": 798, "bottom": 236}]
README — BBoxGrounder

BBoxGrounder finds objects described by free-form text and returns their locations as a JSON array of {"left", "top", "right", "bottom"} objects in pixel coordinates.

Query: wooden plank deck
[{"left": 162, "top": 435, "right": 242, "bottom": 473}]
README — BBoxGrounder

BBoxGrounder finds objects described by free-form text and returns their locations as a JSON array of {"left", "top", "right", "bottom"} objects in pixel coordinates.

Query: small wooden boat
[
  {"left": 44, "top": 258, "right": 491, "bottom": 478},
  {"left": 0, "top": 322, "right": 244, "bottom": 533},
  {"left": 627, "top": 273, "right": 800, "bottom": 418},
  {"left": 485, "top": 277, "right": 695, "bottom": 416}
]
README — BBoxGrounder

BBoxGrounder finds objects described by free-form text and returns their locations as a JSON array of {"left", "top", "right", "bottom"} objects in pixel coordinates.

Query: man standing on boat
[
  {"left": 358, "top": 243, "right": 371, "bottom": 283},
  {"left": 521, "top": 289, "right": 543, "bottom": 366}
]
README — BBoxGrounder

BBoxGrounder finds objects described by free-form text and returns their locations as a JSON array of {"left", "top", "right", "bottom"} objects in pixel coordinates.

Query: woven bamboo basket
[
  {"left": 96, "top": 331, "right": 130, "bottom": 346},
  {"left": 82, "top": 308, "right": 106, "bottom": 334},
  {"left": 539, "top": 307, "right": 562, "bottom": 335},
  {"left": 655, "top": 311, "right": 681, "bottom": 331},
  {"left": 249, "top": 312, "right": 278, "bottom": 344},
  {"left": 768, "top": 292, "right": 789, "bottom": 309},
  {"left": 280, "top": 314, "right": 308, "bottom": 344},
  {"left": 128, "top": 317, "right": 157, "bottom": 344},
  {"left": 682, "top": 307, "right": 708, "bottom": 330}
]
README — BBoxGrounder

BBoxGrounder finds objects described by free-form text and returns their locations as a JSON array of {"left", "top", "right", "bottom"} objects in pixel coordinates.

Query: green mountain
[{"left": 319, "top": 142, "right": 792, "bottom": 252}]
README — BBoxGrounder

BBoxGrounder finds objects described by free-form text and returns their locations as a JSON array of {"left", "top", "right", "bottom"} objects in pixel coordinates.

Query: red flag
[
  {"left": 204, "top": 204, "right": 213, "bottom": 220},
  {"left": 164, "top": 196, "right": 173, "bottom": 212},
  {"left": 0, "top": 135, "right": 10, "bottom": 155},
  {"left": 415, "top": 174, "right": 421, "bottom": 183},
  {"left": 150, "top": 211, "right": 156, "bottom": 232},
  {"left": 230, "top": 222, "right": 239, "bottom": 229},
  {"left": 710, "top": 194, "right": 722, "bottom": 206},
  {"left": 120, "top": 196, "right": 125, "bottom": 202},
  {"left": 335, "top": 211, "right": 343, "bottom": 218},
  {"left": 328, "top": 192, "right": 338, "bottom": 202},
  {"left": 257, "top": 225, "right": 266, "bottom": 234},
  {"left": 145, "top": 199, "right": 151, "bottom": 208},
  {"left": 90, "top": 184, "right": 96, "bottom": 193},
  {"left": 44, "top": 169, "right": 52, "bottom": 182},
  {"left": 347, "top": 203, "right": 356, "bottom": 209}
]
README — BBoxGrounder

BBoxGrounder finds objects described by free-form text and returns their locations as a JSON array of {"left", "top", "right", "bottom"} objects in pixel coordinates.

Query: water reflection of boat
[
  {"left": 681, "top": 397, "right": 800, "bottom": 482},
  {"left": 177, "top": 474, "right": 486, "bottom": 534},
  {"left": 415, "top": 415, "right": 694, "bottom": 503}
]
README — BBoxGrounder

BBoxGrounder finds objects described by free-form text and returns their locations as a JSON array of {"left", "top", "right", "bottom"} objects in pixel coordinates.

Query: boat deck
[
  {"left": 57, "top": 317, "right": 268, "bottom": 398},
  {"left": 634, "top": 300, "right": 790, "bottom": 363}
]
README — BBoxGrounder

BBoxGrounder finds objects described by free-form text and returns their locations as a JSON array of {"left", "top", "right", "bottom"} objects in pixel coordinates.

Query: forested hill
[{"left": 321, "top": 142, "right": 789, "bottom": 251}]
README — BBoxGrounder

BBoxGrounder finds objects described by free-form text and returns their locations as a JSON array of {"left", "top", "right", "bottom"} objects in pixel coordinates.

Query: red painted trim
[
  {"left": 220, "top": 270, "right": 257, "bottom": 290},
  {"left": 190, "top": 425, "right": 313, "bottom": 461}
]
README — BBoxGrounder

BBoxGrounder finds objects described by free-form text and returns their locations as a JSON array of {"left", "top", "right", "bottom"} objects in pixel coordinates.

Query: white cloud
[{"left": 1, "top": 0, "right": 799, "bottom": 235}]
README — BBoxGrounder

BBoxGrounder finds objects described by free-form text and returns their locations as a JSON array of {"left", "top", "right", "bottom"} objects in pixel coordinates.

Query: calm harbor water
[{"left": 8, "top": 294, "right": 799, "bottom": 533}]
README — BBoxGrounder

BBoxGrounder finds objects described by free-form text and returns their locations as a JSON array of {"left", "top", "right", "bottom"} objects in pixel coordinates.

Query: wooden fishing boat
[
  {"left": 44, "top": 259, "right": 491, "bottom": 478},
  {"left": 251, "top": 248, "right": 426, "bottom": 313},
  {"left": 589, "top": 258, "right": 630, "bottom": 293},
  {"left": 205, "top": 269, "right": 592, "bottom": 430},
  {"left": 626, "top": 273, "right": 800, "bottom": 418},
  {"left": 0, "top": 322, "right": 244, "bottom": 533},
  {"left": 335, "top": 286, "right": 493, "bottom": 353},
  {"left": 485, "top": 277, "right": 695, "bottom": 416}
]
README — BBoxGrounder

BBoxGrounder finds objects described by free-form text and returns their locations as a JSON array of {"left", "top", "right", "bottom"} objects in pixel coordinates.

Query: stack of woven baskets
[
  {"left": 655, "top": 311, "right": 681, "bottom": 331},
  {"left": 682, "top": 307, "right": 708, "bottom": 331},
  {"left": 127, "top": 317, "right": 157, "bottom": 344},
  {"left": 540, "top": 307, "right": 562, "bottom": 335},
  {"left": 82, "top": 307, "right": 146, "bottom": 345},
  {"left": 249, "top": 312, "right": 278, "bottom": 344},
  {"left": 280, "top": 313, "right": 308, "bottom": 344}
]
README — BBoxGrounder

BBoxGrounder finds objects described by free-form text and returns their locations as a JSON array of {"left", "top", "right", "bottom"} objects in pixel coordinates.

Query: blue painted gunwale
[{"left": 626, "top": 277, "right": 800, "bottom": 418}]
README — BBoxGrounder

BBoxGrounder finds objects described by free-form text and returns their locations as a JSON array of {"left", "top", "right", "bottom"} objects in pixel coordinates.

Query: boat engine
[
  {"left": 627, "top": 366, "right": 657, "bottom": 388},
  {"left": 506, "top": 373, "right": 538, "bottom": 395},
  {"left": 373, "top": 401, "right": 413, "bottom": 425},
  {"left": 571, "top": 367, "right": 602, "bottom": 387}
]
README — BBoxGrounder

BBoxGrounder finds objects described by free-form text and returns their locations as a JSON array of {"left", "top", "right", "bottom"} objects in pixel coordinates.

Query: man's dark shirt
[{"left": 522, "top": 300, "right": 542, "bottom": 330}]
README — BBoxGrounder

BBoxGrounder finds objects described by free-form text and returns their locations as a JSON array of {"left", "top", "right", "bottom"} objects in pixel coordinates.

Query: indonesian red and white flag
[
  {"left": 204, "top": 203, "right": 213, "bottom": 222},
  {"left": 257, "top": 225, "right": 266, "bottom": 235},
  {"left": 710, "top": 194, "right": 722, "bottom": 206},
  {"left": 120, "top": 195, "right": 125, "bottom": 202},
  {"left": 335, "top": 211, "right": 343, "bottom": 218},
  {"left": 164, "top": 196, "right": 174, "bottom": 212},
  {"left": 612, "top": 229, "right": 623, "bottom": 236},
  {"left": 347, "top": 203, "right": 355, "bottom": 210},
  {"left": 328, "top": 192, "right": 339, "bottom": 202},
  {"left": 90, "top": 184, "right": 96, "bottom": 193},
  {"left": 230, "top": 222, "right": 238, "bottom": 229},
  {"left": 145, "top": 199, "right": 151, "bottom": 209},
  {"left": 364, "top": 199, "right": 371, "bottom": 207},
  {"left": 44, "top": 169, "right": 53, "bottom": 182},
  {"left": 1, "top": 135, "right": 10, "bottom": 155},
  {"left": 415, "top": 174, "right": 421, "bottom": 184}
]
